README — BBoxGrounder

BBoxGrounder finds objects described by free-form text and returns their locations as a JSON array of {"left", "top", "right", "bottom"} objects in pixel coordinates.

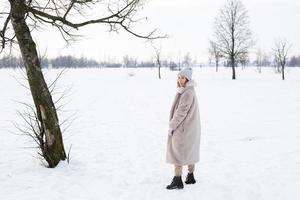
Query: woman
[{"left": 166, "top": 67, "right": 201, "bottom": 190}]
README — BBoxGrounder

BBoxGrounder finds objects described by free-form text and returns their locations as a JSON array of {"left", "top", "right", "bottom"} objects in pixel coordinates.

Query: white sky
[{"left": 2, "top": 0, "right": 300, "bottom": 62}]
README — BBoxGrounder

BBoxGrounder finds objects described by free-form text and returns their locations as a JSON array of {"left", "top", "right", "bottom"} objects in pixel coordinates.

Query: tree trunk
[
  {"left": 231, "top": 55, "right": 236, "bottom": 79},
  {"left": 10, "top": 0, "right": 66, "bottom": 168},
  {"left": 216, "top": 58, "right": 219, "bottom": 72},
  {"left": 232, "top": 65, "right": 236, "bottom": 79},
  {"left": 158, "top": 65, "right": 161, "bottom": 79},
  {"left": 282, "top": 65, "right": 285, "bottom": 80},
  {"left": 157, "top": 56, "right": 161, "bottom": 79}
]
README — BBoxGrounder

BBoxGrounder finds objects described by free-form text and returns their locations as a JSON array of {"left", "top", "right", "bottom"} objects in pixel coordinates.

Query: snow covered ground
[{"left": 1, "top": 67, "right": 300, "bottom": 200}]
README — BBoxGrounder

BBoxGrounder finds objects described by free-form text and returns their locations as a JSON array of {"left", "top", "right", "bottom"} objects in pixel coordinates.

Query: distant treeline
[
  {"left": 289, "top": 55, "right": 300, "bottom": 67},
  {"left": 0, "top": 55, "right": 182, "bottom": 70},
  {"left": 1, "top": 54, "right": 300, "bottom": 69},
  {"left": 0, "top": 55, "right": 155, "bottom": 69},
  {"left": 0, "top": 56, "right": 100, "bottom": 69}
]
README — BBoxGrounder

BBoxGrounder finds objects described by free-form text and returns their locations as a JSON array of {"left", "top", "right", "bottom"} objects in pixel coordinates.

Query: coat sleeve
[
  {"left": 169, "top": 90, "right": 194, "bottom": 131},
  {"left": 169, "top": 93, "right": 179, "bottom": 121}
]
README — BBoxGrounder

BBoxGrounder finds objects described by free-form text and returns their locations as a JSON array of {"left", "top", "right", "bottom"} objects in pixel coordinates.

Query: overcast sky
[{"left": 2, "top": 0, "right": 300, "bottom": 62}]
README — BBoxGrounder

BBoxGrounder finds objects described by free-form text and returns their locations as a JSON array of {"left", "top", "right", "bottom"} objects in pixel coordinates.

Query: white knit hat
[{"left": 178, "top": 67, "right": 193, "bottom": 81}]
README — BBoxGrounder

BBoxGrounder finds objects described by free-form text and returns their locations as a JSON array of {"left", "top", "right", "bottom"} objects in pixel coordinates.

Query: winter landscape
[
  {"left": 1, "top": 0, "right": 300, "bottom": 199},
  {"left": 1, "top": 67, "right": 300, "bottom": 200}
]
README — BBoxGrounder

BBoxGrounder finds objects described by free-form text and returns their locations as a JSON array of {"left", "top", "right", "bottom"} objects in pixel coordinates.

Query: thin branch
[
  {"left": 0, "top": 11, "right": 12, "bottom": 51},
  {"left": 26, "top": 1, "right": 167, "bottom": 40}
]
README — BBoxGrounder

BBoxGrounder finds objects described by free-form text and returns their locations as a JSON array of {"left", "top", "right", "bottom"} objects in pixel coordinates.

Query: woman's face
[{"left": 177, "top": 76, "right": 188, "bottom": 87}]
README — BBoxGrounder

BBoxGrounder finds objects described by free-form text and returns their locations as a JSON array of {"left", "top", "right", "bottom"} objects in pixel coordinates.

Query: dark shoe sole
[
  {"left": 166, "top": 186, "right": 184, "bottom": 190},
  {"left": 185, "top": 181, "right": 196, "bottom": 184}
]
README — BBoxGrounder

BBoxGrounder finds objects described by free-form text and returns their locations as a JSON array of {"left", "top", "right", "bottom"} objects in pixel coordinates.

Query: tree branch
[
  {"left": 26, "top": 0, "right": 166, "bottom": 40},
  {"left": 0, "top": 11, "right": 12, "bottom": 51}
]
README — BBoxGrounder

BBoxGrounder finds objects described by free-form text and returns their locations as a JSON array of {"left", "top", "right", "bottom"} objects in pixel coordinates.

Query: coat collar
[{"left": 177, "top": 80, "right": 196, "bottom": 94}]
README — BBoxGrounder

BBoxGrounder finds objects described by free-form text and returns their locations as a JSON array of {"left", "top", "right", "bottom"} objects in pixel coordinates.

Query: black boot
[
  {"left": 166, "top": 176, "right": 184, "bottom": 190},
  {"left": 185, "top": 173, "right": 196, "bottom": 184}
]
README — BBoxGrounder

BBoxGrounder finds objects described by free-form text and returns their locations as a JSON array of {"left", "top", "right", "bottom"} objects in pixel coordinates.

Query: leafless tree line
[
  {"left": 0, "top": 53, "right": 196, "bottom": 69},
  {"left": 209, "top": 0, "right": 293, "bottom": 80}
]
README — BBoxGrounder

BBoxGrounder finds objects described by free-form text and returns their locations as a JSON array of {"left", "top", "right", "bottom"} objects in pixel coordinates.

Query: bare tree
[
  {"left": 183, "top": 52, "right": 192, "bottom": 68},
  {"left": 273, "top": 38, "right": 291, "bottom": 80},
  {"left": 123, "top": 55, "right": 138, "bottom": 68},
  {"left": 208, "top": 40, "right": 222, "bottom": 72},
  {"left": 238, "top": 52, "right": 249, "bottom": 69},
  {"left": 1, "top": 0, "right": 164, "bottom": 168},
  {"left": 152, "top": 44, "right": 162, "bottom": 79},
  {"left": 213, "top": 0, "right": 254, "bottom": 79},
  {"left": 123, "top": 55, "right": 130, "bottom": 68},
  {"left": 13, "top": 69, "right": 75, "bottom": 166},
  {"left": 255, "top": 48, "right": 263, "bottom": 73},
  {"left": 262, "top": 52, "right": 271, "bottom": 67},
  {"left": 177, "top": 51, "right": 182, "bottom": 71}
]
